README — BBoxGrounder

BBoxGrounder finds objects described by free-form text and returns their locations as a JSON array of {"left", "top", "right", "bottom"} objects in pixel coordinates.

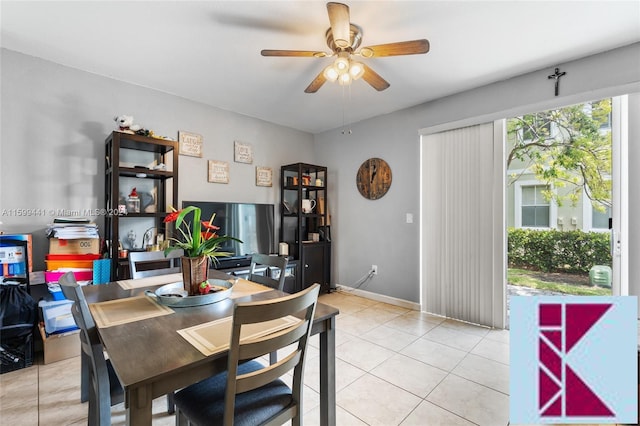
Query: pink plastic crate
[{"left": 44, "top": 270, "right": 93, "bottom": 283}]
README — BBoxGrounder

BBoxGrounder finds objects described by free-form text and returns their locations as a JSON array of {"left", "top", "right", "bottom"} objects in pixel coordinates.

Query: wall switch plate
[{"left": 406, "top": 213, "right": 413, "bottom": 223}]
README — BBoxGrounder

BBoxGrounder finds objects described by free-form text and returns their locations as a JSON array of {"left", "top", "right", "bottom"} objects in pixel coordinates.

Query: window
[
  {"left": 581, "top": 182, "right": 612, "bottom": 232},
  {"left": 582, "top": 100, "right": 612, "bottom": 131},
  {"left": 521, "top": 185, "right": 550, "bottom": 227}
]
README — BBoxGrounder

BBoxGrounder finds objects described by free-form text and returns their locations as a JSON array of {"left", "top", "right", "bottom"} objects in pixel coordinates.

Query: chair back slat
[
  {"left": 129, "top": 249, "right": 183, "bottom": 279},
  {"left": 234, "top": 289, "right": 316, "bottom": 324},
  {"left": 248, "top": 253, "right": 288, "bottom": 291},
  {"left": 235, "top": 351, "right": 301, "bottom": 394}
]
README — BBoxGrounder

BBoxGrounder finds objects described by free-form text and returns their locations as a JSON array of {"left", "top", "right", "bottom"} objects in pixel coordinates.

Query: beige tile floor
[{"left": 0, "top": 290, "right": 514, "bottom": 425}]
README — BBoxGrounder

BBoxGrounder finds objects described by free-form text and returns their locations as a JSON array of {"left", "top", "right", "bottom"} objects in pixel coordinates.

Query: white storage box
[{"left": 39, "top": 300, "right": 78, "bottom": 334}]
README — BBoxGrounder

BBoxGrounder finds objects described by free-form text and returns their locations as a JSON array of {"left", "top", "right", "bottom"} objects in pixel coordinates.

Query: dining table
[{"left": 81, "top": 269, "right": 339, "bottom": 426}]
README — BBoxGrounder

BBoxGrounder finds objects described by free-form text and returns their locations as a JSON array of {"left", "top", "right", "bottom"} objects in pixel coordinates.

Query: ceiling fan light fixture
[
  {"left": 334, "top": 56, "right": 350, "bottom": 74},
  {"left": 323, "top": 65, "right": 339, "bottom": 82},
  {"left": 338, "top": 72, "right": 352, "bottom": 86},
  {"left": 264, "top": 2, "right": 426, "bottom": 93},
  {"left": 349, "top": 61, "right": 365, "bottom": 80}
]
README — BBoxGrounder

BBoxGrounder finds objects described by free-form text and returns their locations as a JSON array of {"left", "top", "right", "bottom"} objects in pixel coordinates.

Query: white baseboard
[{"left": 335, "top": 285, "right": 421, "bottom": 311}]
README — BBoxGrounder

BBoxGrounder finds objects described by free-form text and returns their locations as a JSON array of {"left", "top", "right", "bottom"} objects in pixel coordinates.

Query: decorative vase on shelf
[{"left": 181, "top": 256, "right": 209, "bottom": 296}]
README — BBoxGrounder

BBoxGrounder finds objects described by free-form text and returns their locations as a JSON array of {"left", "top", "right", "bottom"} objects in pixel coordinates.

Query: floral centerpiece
[{"left": 164, "top": 206, "right": 241, "bottom": 295}]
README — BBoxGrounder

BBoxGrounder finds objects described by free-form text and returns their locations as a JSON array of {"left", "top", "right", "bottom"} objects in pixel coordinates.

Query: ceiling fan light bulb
[
  {"left": 349, "top": 61, "right": 365, "bottom": 80},
  {"left": 338, "top": 73, "right": 352, "bottom": 86},
  {"left": 323, "top": 65, "right": 339, "bottom": 82},
  {"left": 334, "top": 57, "right": 349, "bottom": 74}
]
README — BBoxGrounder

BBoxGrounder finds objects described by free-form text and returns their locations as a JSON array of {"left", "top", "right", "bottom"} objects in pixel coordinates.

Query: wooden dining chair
[
  {"left": 59, "top": 272, "right": 124, "bottom": 426},
  {"left": 128, "top": 249, "right": 183, "bottom": 279},
  {"left": 248, "top": 253, "right": 288, "bottom": 291},
  {"left": 173, "top": 283, "right": 321, "bottom": 426}
]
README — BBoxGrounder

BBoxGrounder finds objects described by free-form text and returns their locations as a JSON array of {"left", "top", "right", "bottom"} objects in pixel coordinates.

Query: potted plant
[{"left": 164, "top": 206, "right": 241, "bottom": 295}]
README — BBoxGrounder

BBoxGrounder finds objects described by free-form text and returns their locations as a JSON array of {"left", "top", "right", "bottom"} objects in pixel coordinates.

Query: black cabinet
[
  {"left": 301, "top": 243, "right": 330, "bottom": 291},
  {"left": 104, "top": 132, "right": 179, "bottom": 280},
  {"left": 280, "top": 163, "right": 331, "bottom": 293}
]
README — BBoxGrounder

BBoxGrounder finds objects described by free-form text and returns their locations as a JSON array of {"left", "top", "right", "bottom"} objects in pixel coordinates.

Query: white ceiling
[{"left": 2, "top": 1, "right": 639, "bottom": 134}]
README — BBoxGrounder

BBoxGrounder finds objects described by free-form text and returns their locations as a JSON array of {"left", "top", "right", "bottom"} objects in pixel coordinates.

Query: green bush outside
[{"left": 507, "top": 228, "right": 612, "bottom": 274}]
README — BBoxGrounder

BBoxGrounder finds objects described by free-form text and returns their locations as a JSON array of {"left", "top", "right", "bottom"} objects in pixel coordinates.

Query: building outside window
[{"left": 521, "top": 184, "right": 551, "bottom": 228}]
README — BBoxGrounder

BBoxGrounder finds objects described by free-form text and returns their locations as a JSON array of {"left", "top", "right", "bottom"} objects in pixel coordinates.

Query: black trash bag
[{"left": 0, "top": 284, "right": 37, "bottom": 330}]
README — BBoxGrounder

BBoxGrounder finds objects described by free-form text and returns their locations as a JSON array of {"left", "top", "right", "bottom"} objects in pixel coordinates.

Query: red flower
[
  {"left": 164, "top": 209, "right": 182, "bottom": 223},
  {"left": 201, "top": 221, "right": 220, "bottom": 231},
  {"left": 163, "top": 206, "right": 241, "bottom": 259},
  {"left": 201, "top": 231, "right": 218, "bottom": 240},
  {"left": 200, "top": 221, "right": 220, "bottom": 240}
]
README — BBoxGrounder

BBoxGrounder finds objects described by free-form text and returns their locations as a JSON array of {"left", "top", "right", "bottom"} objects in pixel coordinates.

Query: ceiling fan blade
[
  {"left": 362, "top": 64, "right": 390, "bottom": 91},
  {"left": 327, "top": 2, "right": 350, "bottom": 49},
  {"left": 359, "top": 39, "right": 430, "bottom": 58},
  {"left": 304, "top": 71, "right": 327, "bottom": 93},
  {"left": 261, "top": 49, "right": 327, "bottom": 57}
]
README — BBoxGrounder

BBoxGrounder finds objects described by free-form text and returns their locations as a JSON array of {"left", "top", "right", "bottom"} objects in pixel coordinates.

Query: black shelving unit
[
  {"left": 104, "top": 132, "right": 179, "bottom": 280},
  {"left": 280, "top": 163, "right": 331, "bottom": 293}
]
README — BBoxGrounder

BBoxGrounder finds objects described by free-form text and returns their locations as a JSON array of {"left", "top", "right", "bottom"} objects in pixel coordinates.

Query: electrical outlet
[{"left": 372, "top": 265, "right": 378, "bottom": 275}]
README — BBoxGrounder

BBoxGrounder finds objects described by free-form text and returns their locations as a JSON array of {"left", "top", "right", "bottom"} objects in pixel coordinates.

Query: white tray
[{"left": 145, "top": 279, "right": 233, "bottom": 307}]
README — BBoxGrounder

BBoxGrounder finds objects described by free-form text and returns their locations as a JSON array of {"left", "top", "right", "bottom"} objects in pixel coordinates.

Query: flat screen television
[{"left": 182, "top": 201, "right": 275, "bottom": 259}]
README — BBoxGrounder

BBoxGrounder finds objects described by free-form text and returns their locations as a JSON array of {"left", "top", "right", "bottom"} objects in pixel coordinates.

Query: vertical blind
[{"left": 421, "top": 122, "right": 505, "bottom": 328}]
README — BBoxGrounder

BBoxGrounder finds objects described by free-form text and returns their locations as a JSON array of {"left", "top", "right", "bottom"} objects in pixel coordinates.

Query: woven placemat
[
  {"left": 90, "top": 296, "right": 174, "bottom": 328},
  {"left": 177, "top": 315, "right": 300, "bottom": 357},
  {"left": 117, "top": 273, "right": 183, "bottom": 290},
  {"left": 230, "top": 278, "right": 272, "bottom": 299}
]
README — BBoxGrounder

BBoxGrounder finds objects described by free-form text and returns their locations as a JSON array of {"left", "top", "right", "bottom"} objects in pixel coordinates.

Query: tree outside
[{"left": 507, "top": 98, "right": 611, "bottom": 210}]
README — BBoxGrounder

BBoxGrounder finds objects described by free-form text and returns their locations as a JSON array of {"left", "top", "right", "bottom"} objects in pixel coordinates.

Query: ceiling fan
[{"left": 261, "top": 2, "right": 430, "bottom": 93}]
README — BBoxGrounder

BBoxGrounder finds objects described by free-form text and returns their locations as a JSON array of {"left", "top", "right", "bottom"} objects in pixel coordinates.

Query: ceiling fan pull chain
[{"left": 341, "top": 84, "right": 352, "bottom": 135}]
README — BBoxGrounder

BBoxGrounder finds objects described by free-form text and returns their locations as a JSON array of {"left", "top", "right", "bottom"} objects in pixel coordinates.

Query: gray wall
[
  {"left": 1, "top": 49, "right": 315, "bottom": 271},
  {"left": 2, "top": 43, "right": 639, "bottom": 306},
  {"left": 315, "top": 42, "right": 640, "bottom": 303}
]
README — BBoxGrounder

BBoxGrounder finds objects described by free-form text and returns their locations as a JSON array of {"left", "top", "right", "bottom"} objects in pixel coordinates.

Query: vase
[{"left": 181, "top": 256, "right": 209, "bottom": 296}]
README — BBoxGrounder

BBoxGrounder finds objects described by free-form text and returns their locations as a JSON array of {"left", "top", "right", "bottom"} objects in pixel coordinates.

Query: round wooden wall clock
[{"left": 356, "top": 158, "right": 392, "bottom": 200}]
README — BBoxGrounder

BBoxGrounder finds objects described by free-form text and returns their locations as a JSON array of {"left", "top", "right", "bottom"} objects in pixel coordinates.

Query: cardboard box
[
  {"left": 49, "top": 238, "right": 100, "bottom": 254},
  {"left": 38, "top": 324, "right": 81, "bottom": 364}
]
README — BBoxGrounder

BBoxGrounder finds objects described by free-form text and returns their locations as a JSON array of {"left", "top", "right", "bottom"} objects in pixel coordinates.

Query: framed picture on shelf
[
  {"left": 234, "top": 141, "right": 253, "bottom": 164},
  {"left": 255, "top": 166, "right": 272, "bottom": 187},
  {"left": 207, "top": 160, "right": 229, "bottom": 184},
  {"left": 178, "top": 131, "right": 203, "bottom": 157}
]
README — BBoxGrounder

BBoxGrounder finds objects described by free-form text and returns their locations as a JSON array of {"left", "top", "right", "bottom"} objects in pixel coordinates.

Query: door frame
[{"left": 611, "top": 95, "right": 629, "bottom": 296}]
